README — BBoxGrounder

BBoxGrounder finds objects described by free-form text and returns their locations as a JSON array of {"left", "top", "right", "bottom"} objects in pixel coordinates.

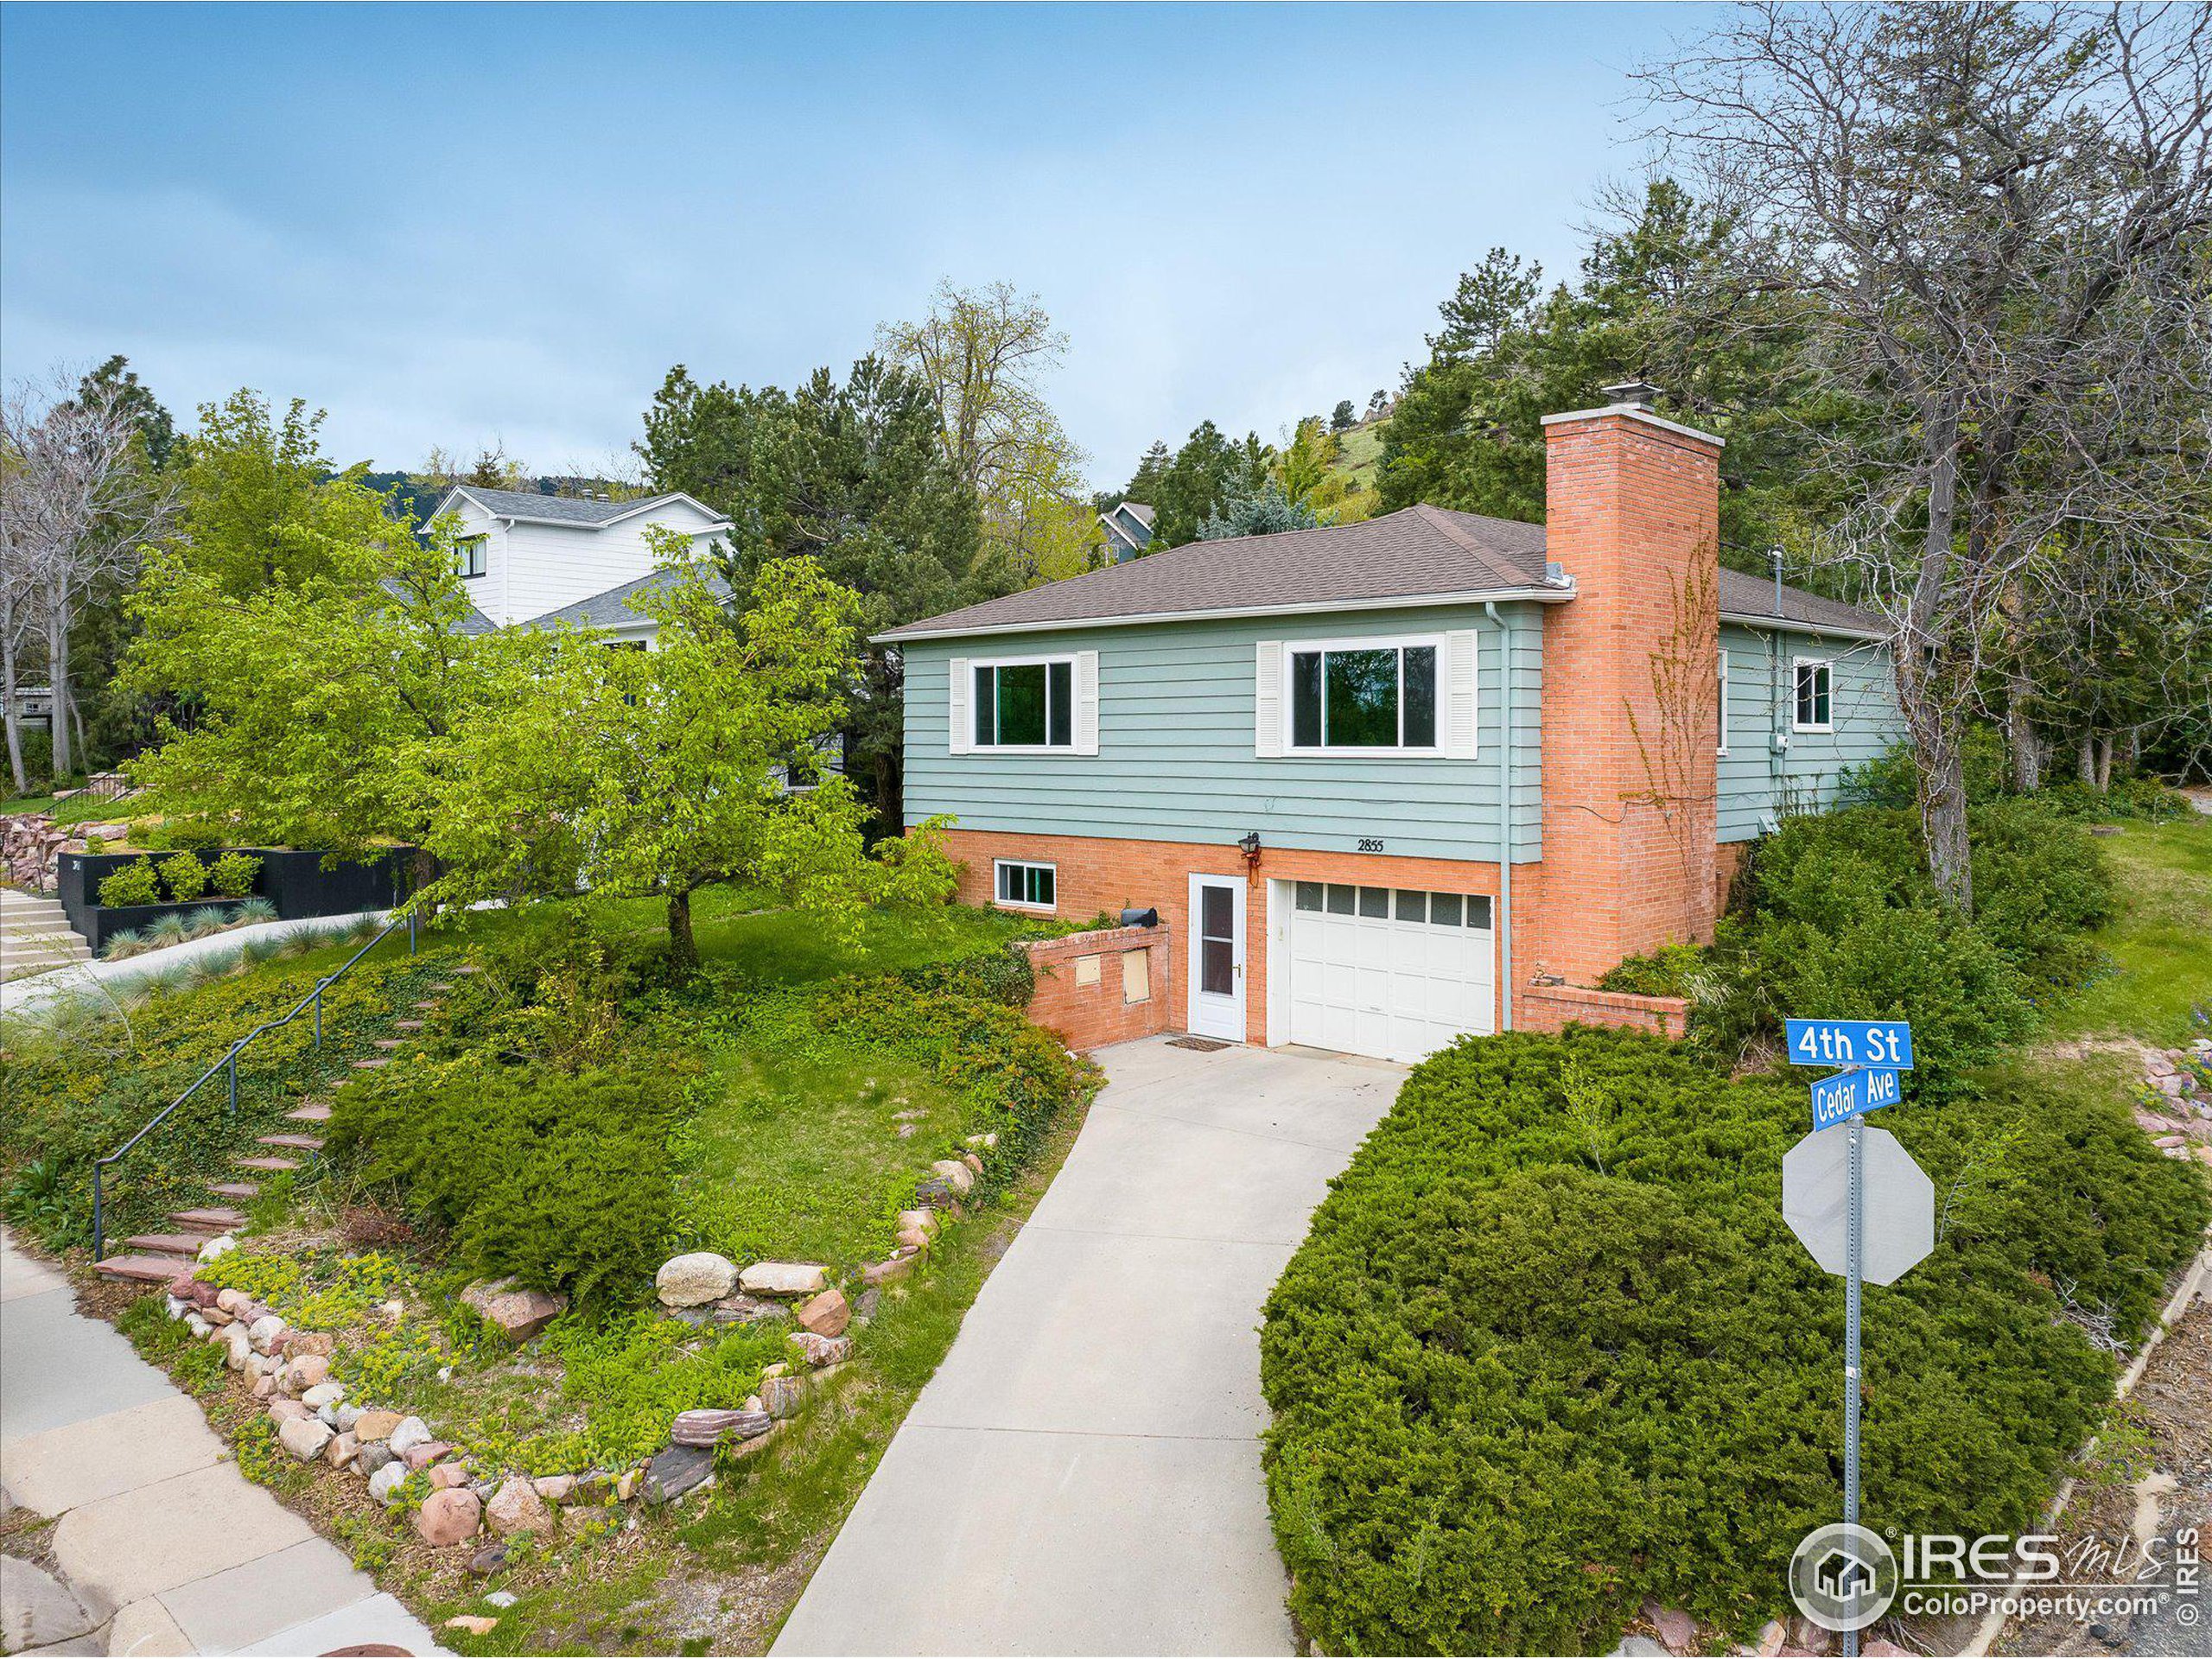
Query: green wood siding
[
  {"left": 900, "top": 603, "right": 1546, "bottom": 863},
  {"left": 1718, "top": 623, "right": 1903, "bottom": 842}
]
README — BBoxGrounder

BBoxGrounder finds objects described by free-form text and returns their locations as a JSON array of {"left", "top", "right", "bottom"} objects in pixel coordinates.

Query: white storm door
[{"left": 1187, "top": 874, "right": 1246, "bottom": 1041}]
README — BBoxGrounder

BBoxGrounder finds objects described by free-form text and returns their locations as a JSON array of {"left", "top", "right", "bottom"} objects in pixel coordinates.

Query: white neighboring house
[{"left": 424, "top": 485, "right": 733, "bottom": 647}]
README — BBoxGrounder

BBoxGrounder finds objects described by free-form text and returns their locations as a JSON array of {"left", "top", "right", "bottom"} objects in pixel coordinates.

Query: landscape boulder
[
  {"left": 367, "top": 1461, "right": 409, "bottom": 1504},
  {"left": 655, "top": 1252, "right": 738, "bottom": 1307},
  {"left": 461, "top": 1276, "right": 569, "bottom": 1341},
  {"left": 929, "top": 1160, "right": 976, "bottom": 1196},
  {"left": 643, "top": 1444, "right": 715, "bottom": 1504},
  {"left": 354, "top": 1409, "right": 403, "bottom": 1443},
  {"left": 486, "top": 1476, "right": 553, "bottom": 1535},
  {"left": 788, "top": 1331, "right": 852, "bottom": 1369},
  {"left": 738, "top": 1261, "right": 828, "bottom": 1298},
  {"left": 796, "top": 1287, "right": 850, "bottom": 1337},
  {"left": 414, "top": 1488, "right": 482, "bottom": 1546},
  {"left": 670, "top": 1408, "right": 773, "bottom": 1448},
  {"left": 278, "top": 1417, "right": 334, "bottom": 1461},
  {"left": 387, "top": 1415, "right": 433, "bottom": 1455}
]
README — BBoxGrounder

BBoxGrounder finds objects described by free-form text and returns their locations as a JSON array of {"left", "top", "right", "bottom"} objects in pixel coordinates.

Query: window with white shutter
[{"left": 1255, "top": 641, "right": 1284, "bottom": 757}]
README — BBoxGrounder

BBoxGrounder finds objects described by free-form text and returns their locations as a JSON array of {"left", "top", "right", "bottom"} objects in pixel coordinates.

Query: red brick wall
[
  {"left": 1017, "top": 925, "right": 1173, "bottom": 1051},
  {"left": 1522, "top": 982, "right": 1691, "bottom": 1039},
  {"left": 1531, "top": 409, "right": 1722, "bottom": 986},
  {"left": 940, "top": 827, "right": 1522, "bottom": 1044}
]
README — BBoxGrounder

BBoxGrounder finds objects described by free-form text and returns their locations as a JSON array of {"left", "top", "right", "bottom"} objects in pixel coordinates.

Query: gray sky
[{"left": 0, "top": 2, "right": 1716, "bottom": 489}]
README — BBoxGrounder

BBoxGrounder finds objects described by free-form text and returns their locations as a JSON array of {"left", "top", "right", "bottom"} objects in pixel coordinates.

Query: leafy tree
[
  {"left": 76, "top": 356, "right": 176, "bottom": 470},
  {"left": 1199, "top": 484, "right": 1319, "bottom": 541},
  {"left": 1378, "top": 184, "right": 1833, "bottom": 559},
  {"left": 172, "top": 391, "right": 394, "bottom": 595},
  {"left": 1120, "top": 440, "right": 1172, "bottom": 507},
  {"left": 1639, "top": 3, "right": 2212, "bottom": 909},
  {"left": 414, "top": 534, "right": 956, "bottom": 972},
  {"left": 1329, "top": 399, "right": 1357, "bottom": 433},
  {"left": 121, "top": 500, "right": 486, "bottom": 871},
  {"left": 1149, "top": 421, "right": 1274, "bottom": 549},
  {"left": 637, "top": 356, "right": 984, "bottom": 829},
  {"left": 1274, "top": 416, "right": 1350, "bottom": 515},
  {"left": 876, "top": 280, "right": 1092, "bottom": 586}
]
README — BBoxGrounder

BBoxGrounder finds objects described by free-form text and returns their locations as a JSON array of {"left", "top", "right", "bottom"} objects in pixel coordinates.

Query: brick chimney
[{"left": 1528, "top": 384, "right": 1723, "bottom": 993}]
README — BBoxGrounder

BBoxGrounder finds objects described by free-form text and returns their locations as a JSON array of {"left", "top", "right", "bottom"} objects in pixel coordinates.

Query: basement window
[{"left": 994, "top": 859, "right": 1057, "bottom": 912}]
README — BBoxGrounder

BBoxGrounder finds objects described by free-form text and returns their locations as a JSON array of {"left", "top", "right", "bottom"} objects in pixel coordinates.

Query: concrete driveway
[{"left": 773, "top": 1037, "right": 1402, "bottom": 1657}]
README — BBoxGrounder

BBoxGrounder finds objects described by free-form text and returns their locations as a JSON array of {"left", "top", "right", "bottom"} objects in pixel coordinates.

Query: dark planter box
[
  {"left": 58, "top": 845, "right": 416, "bottom": 949},
  {"left": 81, "top": 898, "right": 251, "bottom": 956}
]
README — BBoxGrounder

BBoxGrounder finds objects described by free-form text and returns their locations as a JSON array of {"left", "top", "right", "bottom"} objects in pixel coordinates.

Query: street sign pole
[
  {"left": 1783, "top": 1017, "right": 1926, "bottom": 1657},
  {"left": 1843, "top": 1115, "right": 1864, "bottom": 1659}
]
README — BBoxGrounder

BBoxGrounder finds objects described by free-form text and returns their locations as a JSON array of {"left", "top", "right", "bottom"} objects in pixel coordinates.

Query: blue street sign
[
  {"left": 1810, "top": 1066, "right": 1904, "bottom": 1131},
  {"left": 1787, "top": 1019, "right": 1915, "bottom": 1071}
]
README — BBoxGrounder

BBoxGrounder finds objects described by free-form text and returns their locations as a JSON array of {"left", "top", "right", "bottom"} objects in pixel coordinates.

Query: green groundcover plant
[{"left": 1259, "top": 1027, "right": 2208, "bottom": 1656}]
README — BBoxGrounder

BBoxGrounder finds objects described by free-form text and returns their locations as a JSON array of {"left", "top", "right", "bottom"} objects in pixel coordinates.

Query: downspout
[{"left": 1484, "top": 601, "right": 1514, "bottom": 1031}]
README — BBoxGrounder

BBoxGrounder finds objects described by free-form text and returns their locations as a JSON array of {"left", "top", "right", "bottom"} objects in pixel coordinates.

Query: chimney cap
[{"left": 1600, "top": 378, "right": 1664, "bottom": 409}]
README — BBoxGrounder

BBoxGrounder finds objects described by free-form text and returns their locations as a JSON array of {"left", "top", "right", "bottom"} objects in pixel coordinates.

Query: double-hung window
[
  {"left": 457, "top": 537, "right": 487, "bottom": 579},
  {"left": 995, "top": 859, "right": 1056, "bottom": 910},
  {"left": 1287, "top": 639, "right": 1440, "bottom": 752},
  {"left": 973, "top": 658, "right": 1074, "bottom": 749},
  {"left": 1793, "top": 658, "right": 1834, "bottom": 733}
]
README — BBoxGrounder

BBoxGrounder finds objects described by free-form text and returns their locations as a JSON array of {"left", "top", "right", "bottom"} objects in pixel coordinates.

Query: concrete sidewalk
[
  {"left": 1, "top": 1230, "right": 442, "bottom": 1656},
  {"left": 773, "top": 1038, "right": 1402, "bottom": 1657}
]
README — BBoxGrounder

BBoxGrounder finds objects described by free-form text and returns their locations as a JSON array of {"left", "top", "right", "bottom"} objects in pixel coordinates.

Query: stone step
[
  {"left": 256, "top": 1134, "right": 324, "bottom": 1151},
  {"left": 168, "top": 1207, "right": 248, "bottom": 1232},
  {"left": 95, "top": 1255, "right": 190, "bottom": 1284},
  {"left": 121, "top": 1234, "right": 211, "bottom": 1260},
  {"left": 453, "top": 964, "right": 479, "bottom": 976},
  {"left": 412, "top": 1001, "right": 442, "bottom": 1011},
  {"left": 285, "top": 1103, "right": 332, "bottom": 1122},
  {"left": 393, "top": 1020, "right": 425, "bottom": 1032},
  {"left": 350, "top": 1058, "right": 389, "bottom": 1071},
  {"left": 371, "top": 1038, "right": 403, "bottom": 1051},
  {"left": 208, "top": 1181, "right": 260, "bottom": 1200},
  {"left": 428, "top": 982, "right": 454, "bottom": 992},
  {"left": 234, "top": 1156, "right": 299, "bottom": 1173}
]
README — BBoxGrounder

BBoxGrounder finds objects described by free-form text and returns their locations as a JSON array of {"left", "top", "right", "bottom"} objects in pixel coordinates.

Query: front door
[{"left": 1187, "top": 874, "right": 1246, "bottom": 1042}]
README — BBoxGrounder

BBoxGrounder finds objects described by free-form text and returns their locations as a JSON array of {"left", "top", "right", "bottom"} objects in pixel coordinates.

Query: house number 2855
[{"left": 1357, "top": 838, "right": 1385, "bottom": 853}]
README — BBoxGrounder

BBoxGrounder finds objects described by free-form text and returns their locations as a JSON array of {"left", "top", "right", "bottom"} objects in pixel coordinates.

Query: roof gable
[{"left": 427, "top": 486, "right": 731, "bottom": 533}]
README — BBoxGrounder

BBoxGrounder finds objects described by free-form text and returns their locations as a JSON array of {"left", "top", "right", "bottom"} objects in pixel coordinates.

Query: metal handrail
[{"left": 91, "top": 907, "right": 418, "bottom": 1262}]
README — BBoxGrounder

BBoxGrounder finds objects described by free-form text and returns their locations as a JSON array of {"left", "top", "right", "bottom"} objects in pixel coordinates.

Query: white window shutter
[
  {"left": 1255, "top": 641, "right": 1284, "bottom": 757},
  {"left": 1075, "top": 651, "right": 1100, "bottom": 754},
  {"left": 949, "top": 658, "right": 972, "bottom": 755},
  {"left": 1446, "top": 629, "right": 1479, "bottom": 758}
]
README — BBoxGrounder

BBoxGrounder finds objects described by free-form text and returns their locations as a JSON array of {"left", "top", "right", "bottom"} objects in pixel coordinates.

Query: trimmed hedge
[{"left": 1259, "top": 1028, "right": 2208, "bottom": 1656}]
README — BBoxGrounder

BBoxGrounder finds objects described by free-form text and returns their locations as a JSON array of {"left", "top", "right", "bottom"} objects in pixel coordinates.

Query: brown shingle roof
[
  {"left": 879, "top": 502, "right": 1885, "bottom": 640},
  {"left": 880, "top": 505, "right": 1554, "bottom": 639},
  {"left": 1716, "top": 567, "right": 1886, "bottom": 637}
]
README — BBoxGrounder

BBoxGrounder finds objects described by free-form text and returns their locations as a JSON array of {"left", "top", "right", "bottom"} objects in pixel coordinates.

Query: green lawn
[
  {"left": 2045, "top": 815, "right": 2212, "bottom": 1046},
  {"left": 677, "top": 1048, "right": 963, "bottom": 1273}
]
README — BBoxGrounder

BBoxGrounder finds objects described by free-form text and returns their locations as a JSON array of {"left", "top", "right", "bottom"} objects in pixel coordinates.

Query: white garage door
[{"left": 1281, "top": 880, "right": 1495, "bottom": 1064}]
